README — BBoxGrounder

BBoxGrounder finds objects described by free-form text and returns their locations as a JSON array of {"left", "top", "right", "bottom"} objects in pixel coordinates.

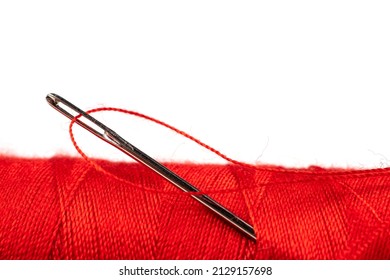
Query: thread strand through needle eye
[{"left": 46, "top": 93, "right": 257, "bottom": 241}]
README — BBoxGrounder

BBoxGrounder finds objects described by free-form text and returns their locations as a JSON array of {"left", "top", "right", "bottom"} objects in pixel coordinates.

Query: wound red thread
[
  {"left": 0, "top": 108, "right": 389, "bottom": 259},
  {"left": 1, "top": 155, "right": 389, "bottom": 259}
]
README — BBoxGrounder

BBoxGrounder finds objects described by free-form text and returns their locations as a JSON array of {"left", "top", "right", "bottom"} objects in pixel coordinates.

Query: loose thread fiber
[{"left": 0, "top": 108, "right": 389, "bottom": 259}]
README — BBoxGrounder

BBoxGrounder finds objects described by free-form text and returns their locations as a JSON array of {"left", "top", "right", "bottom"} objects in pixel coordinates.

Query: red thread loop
[
  {"left": 69, "top": 106, "right": 390, "bottom": 194},
  {"left": 69, "top": 107, "right": 253, "bottom": 195}
]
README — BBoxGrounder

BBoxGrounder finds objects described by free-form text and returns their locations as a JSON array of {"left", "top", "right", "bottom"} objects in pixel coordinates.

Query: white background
[{"left": 1, "top": 1, "right": 390, "bottom": 168}]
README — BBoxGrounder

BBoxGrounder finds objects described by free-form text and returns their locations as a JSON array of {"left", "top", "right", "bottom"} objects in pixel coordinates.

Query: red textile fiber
[
  {"left": 1, "top": 108, "right": 389, "bottom": 259},
  {"left": 1, "top": 156, "right": 390, "bottom": 259}
]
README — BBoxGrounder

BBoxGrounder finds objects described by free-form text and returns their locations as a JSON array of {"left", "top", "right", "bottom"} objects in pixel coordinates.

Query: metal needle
[{"left": 46, "top": 93, "right": 256, "bottom": 241}]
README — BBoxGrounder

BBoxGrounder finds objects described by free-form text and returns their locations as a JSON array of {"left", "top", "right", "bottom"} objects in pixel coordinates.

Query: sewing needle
[{"left": 46, "top": 93, "right": 256, "bottom": 241}]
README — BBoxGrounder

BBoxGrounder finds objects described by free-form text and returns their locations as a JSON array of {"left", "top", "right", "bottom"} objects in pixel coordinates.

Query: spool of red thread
[{"left": 0, "top": 107, "right": 389, "bottom": 259}]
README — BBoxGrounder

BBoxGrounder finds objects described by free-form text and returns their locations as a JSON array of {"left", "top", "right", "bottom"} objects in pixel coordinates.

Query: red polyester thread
[
  {"left": 0, "top": 108, "right": 389, "bottom": 259},
  {"left": 69, "top": 107, "right": 246, "bottom": 196}
]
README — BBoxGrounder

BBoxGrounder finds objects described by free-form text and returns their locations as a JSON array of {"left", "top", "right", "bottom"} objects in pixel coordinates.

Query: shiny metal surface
[{"left": 46, "top": 93, "right": 256, "bottom": 241}]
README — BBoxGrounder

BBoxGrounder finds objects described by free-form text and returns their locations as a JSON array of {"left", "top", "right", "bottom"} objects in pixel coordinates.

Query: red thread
[
  {"left": 0, "top": 108, "right": 389, "bottom": 259},
  {"left": 69, "top": 107, "right": 390, "bottom": 191},
  {"left": 69, "top": 107, "right": 250, "bottom": 195},
  {"left": 1, "top": 155, "right": 389, "bottom": 259},
  {"left": 71, "top": 107, "right": 390, "bottom": 178}
]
